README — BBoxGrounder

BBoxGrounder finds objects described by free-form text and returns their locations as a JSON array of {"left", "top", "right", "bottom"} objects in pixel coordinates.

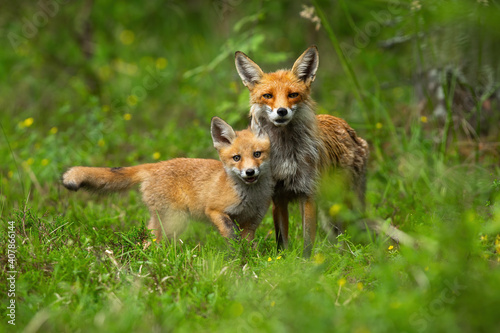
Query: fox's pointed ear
[
  {"left": 211, "top": 117, "right": 237, "bottom": 150},
  {"left": 291, "top": 46, "right": 319, "bottom": 85},
  {"left": 250, "top": 115, "right": 268, "bottom": 140},
  {"left": 235, "top": 51, "right": 264, "bottom": 89}
]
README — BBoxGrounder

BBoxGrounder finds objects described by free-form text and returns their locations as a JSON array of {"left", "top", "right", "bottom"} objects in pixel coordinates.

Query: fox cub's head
[
  {"left": 235, "top": 46, "right": 319, "bottom": 127},
  {"left": 211, "top": 117, "right": 270, "bottom": 185}
]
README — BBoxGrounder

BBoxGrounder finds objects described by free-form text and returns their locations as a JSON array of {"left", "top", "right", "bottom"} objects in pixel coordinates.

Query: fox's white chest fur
[{"left": 253, "top": 104, "right": 322, "bottom": 198}]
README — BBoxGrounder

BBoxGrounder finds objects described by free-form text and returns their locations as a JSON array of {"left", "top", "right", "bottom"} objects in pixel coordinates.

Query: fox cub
[{"left": 62, "top": 117, "right": 273, "bottom": 242}]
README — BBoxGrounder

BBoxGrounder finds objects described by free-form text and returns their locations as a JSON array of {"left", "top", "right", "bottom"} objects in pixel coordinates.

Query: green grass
[{"left": 2, "top": 1, "right": 500, "bottom": 332}]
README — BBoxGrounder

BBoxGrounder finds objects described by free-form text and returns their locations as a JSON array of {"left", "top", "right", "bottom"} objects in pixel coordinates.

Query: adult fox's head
[
  {"left": 235, "top": 46, "right": 319, "bottom": 127},
  {"left": 211, "top": 117, "right": 270, "bottom": 185}
]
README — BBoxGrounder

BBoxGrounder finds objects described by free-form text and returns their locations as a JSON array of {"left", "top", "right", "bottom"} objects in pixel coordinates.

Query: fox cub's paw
[{"left": 62, "top": 167, "right": 85, "bottom": 191}]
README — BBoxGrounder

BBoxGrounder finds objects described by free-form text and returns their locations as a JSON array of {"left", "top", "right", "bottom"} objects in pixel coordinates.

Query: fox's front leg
[
  {"left": 272, "top": 198, "right": 289, "bottom": 251},
  {"left": 300, "top": 197, "right": 317, "bottom": 258},
  {"left": 206, "top": 209, "right": 239, "bottom": 239}
]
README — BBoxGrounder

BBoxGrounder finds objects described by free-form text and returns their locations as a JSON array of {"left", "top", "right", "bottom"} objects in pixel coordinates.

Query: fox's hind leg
[
  {"left": 146, "top": 208, "right": 189, "bottom": 245},
  {"left": 147, "top": 213, "right": 162, "bottom": 242},
  {"left": 300, "top": 197, "right": 317, "bottom": 258}
]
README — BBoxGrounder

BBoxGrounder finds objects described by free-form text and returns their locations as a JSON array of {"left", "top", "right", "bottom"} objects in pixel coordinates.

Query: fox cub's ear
[
  {"left": 250, "top": 115, "right": 268, "bottom": 140},
  {"left": 235, "top": 51, "right": 264, "bottom": 89},
  {"left": 211, "top": 117, "right": 237, "bottom": 150},
  {"left": 291, "top": 46, "right": 319, "bottom": 85}
]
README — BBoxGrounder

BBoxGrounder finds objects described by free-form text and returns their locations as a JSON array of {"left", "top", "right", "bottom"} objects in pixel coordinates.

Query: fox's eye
[
  {"left": 233, "top": 155, "right": 241, "bottom": 162},
  {"left": 263, "top": 93, "right": 273, "bottom": 99},
  {"left": 253, "top": 151, "right": 261, "bottom": 158},
  {"left": 288, "top": 92, "right": 299, "bottom": 98}
]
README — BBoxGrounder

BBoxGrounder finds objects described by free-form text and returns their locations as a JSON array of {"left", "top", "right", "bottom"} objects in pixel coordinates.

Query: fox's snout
[
  {"left": 262, "top": 104, "right": 295, "bottom": 126},
  {"left": 235, "top": 46, "right": 320, "bottom": 128},
  {"left": 277, "top": 108, "right": 288, "bottom": 117},
  {"left": 245, "top": 168, "right": 255, "bottom": 176},
  {"left": 239, "top": 167, "right": 260, "bottom": 184},
  {"left": 211, "top": 116, "right": 271, "bottom": 186},
  {"left": 270, "top": 106, "right": 294, "bottom": 126}
]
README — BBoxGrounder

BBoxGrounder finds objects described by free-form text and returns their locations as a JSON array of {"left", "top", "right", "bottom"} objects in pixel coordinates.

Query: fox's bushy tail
[{"left": 62, "top": 164, "right": 154, "bottom": 193}]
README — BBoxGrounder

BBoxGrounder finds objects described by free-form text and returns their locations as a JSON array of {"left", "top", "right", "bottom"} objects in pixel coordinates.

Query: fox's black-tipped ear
[
  {"left": 235, "top": 51, "right": 264, "bottom": 89},
  {"left": 291, "top": 46, "right": 319, "bottom": 85},
  {"left": 250, "top": 115, "right": 268, "bottom": 140},
  {"left": 211, "top": 117, "right": 237, "bottom": 150}
]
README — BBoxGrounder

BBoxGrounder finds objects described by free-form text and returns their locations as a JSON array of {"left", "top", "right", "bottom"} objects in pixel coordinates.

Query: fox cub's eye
[
  {"left": 253, "top": 151, "right": 261, "bottom": 158},
  {"left": 288, "top": 93, "right": 299, "bottom": 98},
  {"left": 263, "top": 93, "right": 273, "bottom": 99},
  {"left": 233, "top": 155, "right": 241, "bottom": 162}
]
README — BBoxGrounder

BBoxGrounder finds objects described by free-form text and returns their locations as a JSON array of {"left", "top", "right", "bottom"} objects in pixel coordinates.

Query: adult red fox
[
  {"left": 62, "top": 117, "right": 273, "bottom": 243},
  {"left": 235, "top": 46, "right": 369, "bottom": 257}
]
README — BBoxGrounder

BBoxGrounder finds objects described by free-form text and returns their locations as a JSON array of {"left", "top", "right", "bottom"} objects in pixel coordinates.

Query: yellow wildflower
[
  {"left": 127, "top": 95, "right": 138, "bottom": 106},
  {"left": 420, "top": 116, "right": 428, "bottom": 123},
  {"left": 338, "top": 278, "right": 346, "bottom": 287},
  {"left": 152, "top": 152, "right": 161, "bottom": 160},
  {"left": 329, "top": 203, "right": 342, "bottom": 217},
  {"left": 313, "top": 253, "right": 325, "bottom": 264},
  {"left": 388, "top": 245, "right": 394, "bottom": 250},
  {"left": 267, "top": 257, "right": 272, "bottom": 262},
  {"left": 98, "top": 139, "right": 105, "bottom": 147},
  {"left": 276, "top": 256, "right": 282, "bottom": 260},
  {"left": 124, "top": 113, "right": 132, "bottom": 121},
  {"left": 156, "top": 57, "right": 168, "bottom": 70},
  {"left": 50, "top": 127, "right": 58, "bottom": 134},
  {"left": 119, "top": 30, "right": 135, "bottom": 45},
  {"left": 375, "top": 122, "right": 383, "bottom": 129},
  {"left": 356, "top": 282, "right": 363, "bottom": 290},
  {"left": 23, "top": 117, "right": 34, "bottom": 127},
  {"left": 270, "top": 301, "right": 276, "bottom": 307},
  {"left": 41, "top": 159, "right": 49, "bottom": 166}
]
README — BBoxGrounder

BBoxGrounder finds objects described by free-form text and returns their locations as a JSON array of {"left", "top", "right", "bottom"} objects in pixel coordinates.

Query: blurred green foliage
[{"left": 1, "top": 1, "right": 500, "bottom": 332}]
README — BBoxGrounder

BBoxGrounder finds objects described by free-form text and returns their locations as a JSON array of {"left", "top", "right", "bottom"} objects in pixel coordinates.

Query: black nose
[
  {"left": 245, "top": 169, "right": 255, "bottom": 176},
  {"left": 277, "top": 108, "right": 288, "bottom": 117}
]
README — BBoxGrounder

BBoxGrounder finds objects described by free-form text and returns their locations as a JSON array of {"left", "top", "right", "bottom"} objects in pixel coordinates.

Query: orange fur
[
  {"left": 236, "top": 46, "right": 369, "bottom": 257},
  {"left": 62, "top": 117, "right": 273, "bottom": 243}
]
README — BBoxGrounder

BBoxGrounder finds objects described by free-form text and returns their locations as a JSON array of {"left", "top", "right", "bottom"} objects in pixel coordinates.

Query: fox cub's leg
[
  {"left": 240, "top": 228, "right": 256, "bottom": 242},
  {"left": 147, "top": 208, "right": 189, "bottom": 242},
  {"left": 206, "top": 209, "right": 239, "bottom": 239},
  {"left": 272, "top": 198, "right": 290, "bottom": 251},
  {"left": 147, "top": 212, "right": 162, "bottom": 242}
]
